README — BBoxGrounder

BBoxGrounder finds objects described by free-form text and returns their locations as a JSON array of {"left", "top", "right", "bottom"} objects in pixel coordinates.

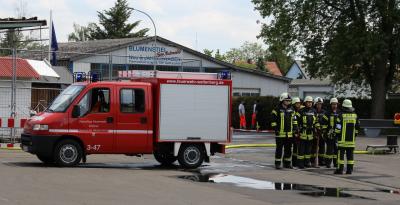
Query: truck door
[
  {"left": 115, "top": 85, "right": 151, "bottom": 153},
  {"left": 69, "top": 86, "right": 115, "bottom": 153}
]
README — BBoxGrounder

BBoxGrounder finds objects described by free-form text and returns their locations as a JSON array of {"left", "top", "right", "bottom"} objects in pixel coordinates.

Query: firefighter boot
[
  {"left": 275, "top": 161, "right": 282, "bottom": 170},
  {"left": 346, "top": 164, "right": 353, "bottom": 175},
  {"left": 334, "top": 165, "right": 344, "bottom": 175},
  {"left": 325, "top": 158, "right": 332, "bottom": 168},
  {"left": 283, "top": 161, "right": 293, "bottom": 169}
]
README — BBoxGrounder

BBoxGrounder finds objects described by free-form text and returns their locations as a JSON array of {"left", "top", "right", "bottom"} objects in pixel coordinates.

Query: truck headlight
[{"left": 33, "top": 124, "right": 49, "bottom": 131}]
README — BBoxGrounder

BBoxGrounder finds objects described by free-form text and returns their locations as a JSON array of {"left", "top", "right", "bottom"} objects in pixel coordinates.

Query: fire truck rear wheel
[
  {"left": 54, "top": 139, "right": 82, "bottom": 167},
  {"left": 36, "top": 154, "right": 54, "bottom": 164},
  {"left": 153, "top": 150, "right": 177, "bottom": 166},
  {"left": 178, "top": 144, "right": 205, "bottom": 169}
]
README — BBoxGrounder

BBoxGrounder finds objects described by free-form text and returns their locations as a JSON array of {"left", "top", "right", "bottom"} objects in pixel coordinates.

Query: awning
[
  {"left": 27, "top": 59, "right": 60, "bottom": 78},
  {"left": 0, "top": 57, "right": 40, "bottom": 79}
]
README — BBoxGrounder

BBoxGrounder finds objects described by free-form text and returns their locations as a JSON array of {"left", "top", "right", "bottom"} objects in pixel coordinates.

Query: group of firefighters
[
  {"left": 239, "top": 93, "right": 360, "bottom": 175},
  {"left": 272, "top": 93, "right": 360, "bottom": 174}
]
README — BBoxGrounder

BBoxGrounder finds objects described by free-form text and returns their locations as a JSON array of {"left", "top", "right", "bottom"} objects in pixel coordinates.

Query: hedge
[{"left": 232, "top": 97, "right": 400, "bottom": 129}]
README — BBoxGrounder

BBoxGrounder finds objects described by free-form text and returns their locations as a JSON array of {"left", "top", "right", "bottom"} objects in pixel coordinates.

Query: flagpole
[{"left": 48, "top": 10, "right": 52, "bottom": 62}]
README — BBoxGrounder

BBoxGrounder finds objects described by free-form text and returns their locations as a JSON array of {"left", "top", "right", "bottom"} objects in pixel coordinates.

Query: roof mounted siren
[
  {"left": 73, "top": 71, "right": 102, "bottom": 83},
  {"left": 88, "top": 71, "right": 102, "bottom": 82},
  {"left": 73, "top": 72, "right": 87, "bottom": 83},
  {"left": 218, "top": 70, "right": 231, "bottom": 80}
]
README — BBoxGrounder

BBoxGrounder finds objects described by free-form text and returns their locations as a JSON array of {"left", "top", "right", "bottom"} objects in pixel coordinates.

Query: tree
[
  {"left": 265, "top": 43, "right": 293, "bottom": 73},
  {"left": 253, "top": 0, "right": 400, "bottom": 118},
  {"left": 256, "top": 57, "right": 266, "bottom": 71},
  {"left": 88, "top": 0, "right": 149, "bottom": 39},
  {"left": 225, "top": 42, "right": 268, "bottom": 63},
  {"left": 68, "top": 23, "right": 91, "bottom": 42},
  {"left": 0, "top": 0, "right": 39, "bottom": 54},
  {"left": 203, "top": 49, "right": 214, "bottom": 57}
]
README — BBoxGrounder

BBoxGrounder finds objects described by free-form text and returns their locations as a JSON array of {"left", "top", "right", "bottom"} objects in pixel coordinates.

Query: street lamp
[{"left": 130, "top": 7, "right": 157, "bottom": 70}]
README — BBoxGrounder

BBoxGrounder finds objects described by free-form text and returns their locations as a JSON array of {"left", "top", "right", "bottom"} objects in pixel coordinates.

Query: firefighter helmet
[
  {"left": 292, "top": 97, "right": 301, "bottom": 104},
  {"left": 314, "top": 97, "right": 323, "bottom": 104},
  {"left": 330, "top": 97, "right": 338, "bottom": 104},
  {"left": 279, "top": 92, "right": 291, "bottom": 102},
  {"left": 342, "top": 99, "right": 353, "bottom": 108},
  {"left": 304, "top": 96, "right": 313, "bottom": 102}
]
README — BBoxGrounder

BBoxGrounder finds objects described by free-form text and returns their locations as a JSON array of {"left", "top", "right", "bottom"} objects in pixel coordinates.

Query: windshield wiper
[{"left": 45, "top": 108, "right": 55, "bottom": 113}]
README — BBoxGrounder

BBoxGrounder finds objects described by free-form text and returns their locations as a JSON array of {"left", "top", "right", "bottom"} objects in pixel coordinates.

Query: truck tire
[
  {"left": 178, "top": 144, "right": 205, "bottom": 169},
  {"left": 54, "top": 139, "right": 82, "bottom": 167},
  {"left": 36, "top": 154, "right": 54, "bottom": 164},
  {"left": 153, "top": 150, "right": 176, "bottom": 166}
]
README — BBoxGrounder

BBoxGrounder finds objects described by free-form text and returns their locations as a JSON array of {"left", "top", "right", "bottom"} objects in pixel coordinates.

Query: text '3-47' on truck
[{"left": 21, "top": 70, "right": 232, "bottom": 169}]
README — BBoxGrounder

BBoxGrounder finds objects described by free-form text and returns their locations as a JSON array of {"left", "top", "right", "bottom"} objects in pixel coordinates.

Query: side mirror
[{"left": 72, "top": 105, "right": 80, "bottom": 118}]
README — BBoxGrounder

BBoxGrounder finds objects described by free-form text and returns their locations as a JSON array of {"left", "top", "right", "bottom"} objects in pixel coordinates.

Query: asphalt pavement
[{"left": 0, "top": 133, "right": 399, "bottom": 205}]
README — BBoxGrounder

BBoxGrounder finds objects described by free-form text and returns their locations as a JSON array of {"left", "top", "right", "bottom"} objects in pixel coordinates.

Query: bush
[{"left": 232, "top": 97, "right": 400, "bottom": 129}]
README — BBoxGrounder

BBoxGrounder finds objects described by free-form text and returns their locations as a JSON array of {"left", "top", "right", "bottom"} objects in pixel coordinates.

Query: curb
[
  {"left": 0, "top": 143, "right": 21, "bottom": 150},
  {"left": 225, "top": 144, "right": 370, "bottom": 154}
]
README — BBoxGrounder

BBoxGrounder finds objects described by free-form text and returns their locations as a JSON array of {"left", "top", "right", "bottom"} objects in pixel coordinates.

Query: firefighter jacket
[
  {"left": 335, "top": 109, "right": 360, "bottom": 148},
  {"left": 316, "top": 109, "right": 329, "bottom": 129},
  {"left": 326, "top": 109, "right": 341, "bottom": 139},
  {"left": 271, "top": 105, "right": 298, "bottom": 137},
  {"left": 298, "top": 107, "right": 320, "bottom": 140},
  {"left": 293, "top": 108, "right": 302, "bottom": 134}
]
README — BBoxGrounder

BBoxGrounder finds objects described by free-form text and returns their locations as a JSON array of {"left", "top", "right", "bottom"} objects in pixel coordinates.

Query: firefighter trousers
[
  {"left": 275, "top": 137, "right": 293, "bottom": 167},
  {"left": 325, "top": 138, "right": 337, "bottom": 167},
  {"left": 337, "top": 147, "right": 354, "bottom": 173},
  {"left": 292, "top": 138, "right": 299, "bottom": 167},
  {"left": 297, "top": 139, "right": 312, "bottom": 168}
]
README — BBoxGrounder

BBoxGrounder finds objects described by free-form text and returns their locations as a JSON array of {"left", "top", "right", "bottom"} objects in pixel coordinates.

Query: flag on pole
[{"left": 51, "top": 22, "right": 58, "bottom": 66}]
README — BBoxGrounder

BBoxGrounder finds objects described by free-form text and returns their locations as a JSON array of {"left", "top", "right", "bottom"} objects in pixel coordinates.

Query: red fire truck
[{"left": 21, "top": 70, "right": 232, "bottom": 168}]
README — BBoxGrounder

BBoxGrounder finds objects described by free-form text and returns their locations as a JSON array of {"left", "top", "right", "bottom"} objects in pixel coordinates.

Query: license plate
[{"left": 22, "top": 145, "right": 29, "bottom": 152}]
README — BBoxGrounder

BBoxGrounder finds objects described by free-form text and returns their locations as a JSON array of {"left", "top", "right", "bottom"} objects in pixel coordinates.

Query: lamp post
[{"left": 130, "top": 8, "right": 157, "bottom": 70}]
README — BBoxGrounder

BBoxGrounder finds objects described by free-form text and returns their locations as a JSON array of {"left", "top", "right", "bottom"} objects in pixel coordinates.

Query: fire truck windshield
[{"left": 47, "top": 85, "right": 85, "bottom": 112}]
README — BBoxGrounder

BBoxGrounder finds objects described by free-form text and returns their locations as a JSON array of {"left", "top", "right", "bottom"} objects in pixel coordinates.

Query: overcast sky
[{"left": 1, "top": 0, "right": 265, "bottom": 53}]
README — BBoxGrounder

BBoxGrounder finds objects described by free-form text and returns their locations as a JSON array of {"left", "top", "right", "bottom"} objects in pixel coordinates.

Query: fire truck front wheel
[
  {"left": 54, "top": 139, "right": 83, "bottom": 167},
  {"left": 178, "top": 144, "right": 205, "bottom": 169},
  {"left": 36, "top": 154, "right": 54, "bottom": 164}
]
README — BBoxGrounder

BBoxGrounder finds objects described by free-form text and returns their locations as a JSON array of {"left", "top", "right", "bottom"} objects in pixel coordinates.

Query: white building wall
[
  {"left": 294, "top": 85, "right": 334, "bottom": 99},
  {"left": 232, "top": 71, "right": 289, "bottom": 96}
]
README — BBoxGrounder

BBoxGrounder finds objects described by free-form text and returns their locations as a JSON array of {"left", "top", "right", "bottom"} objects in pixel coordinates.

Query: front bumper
[{"left": 20, "top": 134, "right": 62, "bottom": 156}]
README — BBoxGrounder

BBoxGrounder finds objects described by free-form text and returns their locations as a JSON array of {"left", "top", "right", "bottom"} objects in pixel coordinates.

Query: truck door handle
[
  {"left": 140, "top": 117, "right": 147, "bottom": 124},
  {"left": 106, "top": 117, "right": 113, "bottom": 123}
]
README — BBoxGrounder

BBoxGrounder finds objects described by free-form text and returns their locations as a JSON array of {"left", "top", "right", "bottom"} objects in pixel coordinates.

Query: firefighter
[
  {"left": 271, "top": 92, "right": 297, "bottom": 169},
  {"left": 312, "top": 97, "right": 328, "bottom": 167},
  {"left": 297, "top": 96, "right": 319, "bottom": 169},
  {"left": 325, "top": 98, "right": 340, "bottom": 168},
  {"left": 291, "top": 97, "right": 302, "bottom": 167},
  {"left": 252, "top": 100, "right": 262, "bottom": 131},
  {"left": 334, "top": 99, "right": 360, "bottom": 175}
]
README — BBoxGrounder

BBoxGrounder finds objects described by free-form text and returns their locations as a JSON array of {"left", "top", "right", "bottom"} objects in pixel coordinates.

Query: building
[
  {"left": 286, "top": 61, "right": 333, "bottom": 99},
  {"left": 0, "top": 58, "right": 71, "bottom": 119},
  {"left": 286, "top": 61, "right": 371, "bottom": 99},
  {"left": 53, "top": 36, "right": 290, "bottom": 97}
]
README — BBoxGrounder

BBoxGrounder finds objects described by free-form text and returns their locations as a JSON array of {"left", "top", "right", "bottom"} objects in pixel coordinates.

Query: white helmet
[
  {"left": 292, "top": 97, "right": 301, "bottom": 104},
  {"left": 314, "top": 97, "right": 323, "bottom": 104},
  {"left": 330, "top": 97, "right": 338, "bottom": 104},
  {"left": 342, "top": 99, "right": 353, "bottom": 108},
  {"left": 279, "top": 92, "right": 291, "bottom": 102},
  {"left": 304, "top": 96, "right": 313, "bottom": 102}
]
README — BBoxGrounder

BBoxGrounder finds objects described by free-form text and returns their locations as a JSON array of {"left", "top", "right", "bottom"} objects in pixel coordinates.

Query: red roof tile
[
  {"left": 0, "top": 57, "right": 40, "bottom": 79},
  {"left": 265, "top": 61, "right": 283, "bottom": 76}
]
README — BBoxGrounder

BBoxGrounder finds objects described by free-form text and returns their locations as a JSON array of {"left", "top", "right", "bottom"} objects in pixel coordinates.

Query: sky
[{"left": 0, "top": 0, "right": 265, "bottom": 53}]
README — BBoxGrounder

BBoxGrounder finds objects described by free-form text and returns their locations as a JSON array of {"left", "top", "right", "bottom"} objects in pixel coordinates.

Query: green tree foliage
[
  {"left": 68, "top": 23, "right": 91, "bottom": 42},
  {"left": 225, "top": 41, "right": 267, "bottom": 63},
  {"left": 203, "top": 49, "right": 214, "bottom": 57},
  {"left": 88, "top": 0, "right": 149, "bottom": 39},
  {"left": 253, "top": 0, "right": 400, "bottom": 118},
  {"left": 256, "top": 57, "right": 266, "bottom": 70}
]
